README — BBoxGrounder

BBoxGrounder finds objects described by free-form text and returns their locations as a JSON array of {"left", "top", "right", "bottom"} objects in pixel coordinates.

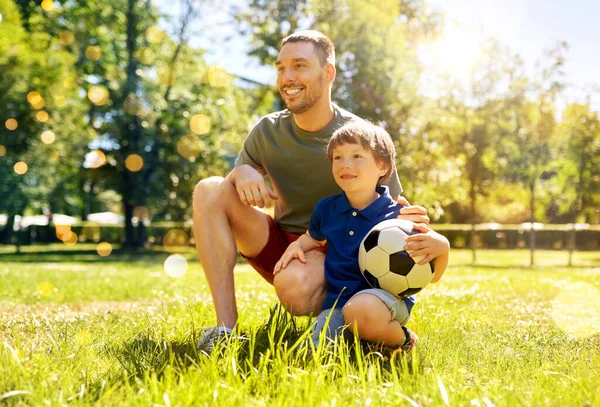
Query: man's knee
[
  {"left": 274, "top": 264, "right": 325, "bottom": 316},
  {"left": 193, "top": 176, "right": 227, "bottom": 212}
]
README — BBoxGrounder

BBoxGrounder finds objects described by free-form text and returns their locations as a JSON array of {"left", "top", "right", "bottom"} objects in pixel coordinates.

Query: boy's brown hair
[
  {"left": 281, "top": 30, "right": 335, "bottom": 67},
  {"left": 327, "top": 121, "right": 396, "bottom": 184}
]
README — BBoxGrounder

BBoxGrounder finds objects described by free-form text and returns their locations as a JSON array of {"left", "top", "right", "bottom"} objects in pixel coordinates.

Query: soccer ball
[{"left": 358, "top": 219, "right": 434, "bottom": 297}]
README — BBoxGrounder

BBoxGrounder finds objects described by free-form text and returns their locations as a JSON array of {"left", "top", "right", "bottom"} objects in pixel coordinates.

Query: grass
[{"left": 0, "top": 245, "right": 599, "bottom": 406}]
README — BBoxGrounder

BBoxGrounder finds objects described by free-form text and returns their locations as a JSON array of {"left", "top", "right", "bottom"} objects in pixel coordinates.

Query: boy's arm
[
  {"left": 404, "top": 223, "right": 450, "bottom": 283},
  {"left": 273, "top": 232, "right": 325, "bottom": 274},
  {"left": 431, "top": 252, "right": 448, "bottom": 283}
]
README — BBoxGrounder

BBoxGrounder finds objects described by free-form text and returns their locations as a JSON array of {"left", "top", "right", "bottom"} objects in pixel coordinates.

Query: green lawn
[{"left": 1, "top": 246, "right": 599, "bottom": 406}]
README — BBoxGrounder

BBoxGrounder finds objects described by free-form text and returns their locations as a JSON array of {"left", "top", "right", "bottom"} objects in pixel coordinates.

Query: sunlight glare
[
  {"left": 551, "top": 281, "right": 600, "bottom": 338},
  {"left": 419, "top": 23, "right": 482, "bottom": 85}
]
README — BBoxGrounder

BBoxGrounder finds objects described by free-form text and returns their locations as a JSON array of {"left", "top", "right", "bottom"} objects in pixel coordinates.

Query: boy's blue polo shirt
[{"left": 308, "top": 185, "right": 416, "bottom": 311}]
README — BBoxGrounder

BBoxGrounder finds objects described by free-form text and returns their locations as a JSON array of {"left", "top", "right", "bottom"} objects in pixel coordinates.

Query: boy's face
[
  {"left": 331, "top": 142, "right": 388, "bottom": 195},
  {"left": 275, "top": 41, "right": 332, "bottom": 114}
]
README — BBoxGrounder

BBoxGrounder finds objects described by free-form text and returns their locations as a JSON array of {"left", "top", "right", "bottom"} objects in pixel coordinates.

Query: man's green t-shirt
[{"left": 235, "top": 104, "right": 403, "bottom": 235}]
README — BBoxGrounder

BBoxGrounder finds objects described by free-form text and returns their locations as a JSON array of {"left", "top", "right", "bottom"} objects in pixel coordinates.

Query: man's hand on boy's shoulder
[{"left": 394, "top": 196, "right": 430, "bottom": 225}]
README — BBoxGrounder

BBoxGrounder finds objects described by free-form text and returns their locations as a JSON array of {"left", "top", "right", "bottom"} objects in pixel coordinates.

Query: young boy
[{"left": 273, "top": 121, "right": 449, "bottom": 352}]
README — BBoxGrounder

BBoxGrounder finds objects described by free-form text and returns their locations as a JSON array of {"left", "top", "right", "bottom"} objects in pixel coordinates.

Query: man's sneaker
[
  {"left": 399, "top": 327, "right": 418, "bottom": 353},
  {"left": 196, "top": 327, "right": 233, "bottom": 355}
]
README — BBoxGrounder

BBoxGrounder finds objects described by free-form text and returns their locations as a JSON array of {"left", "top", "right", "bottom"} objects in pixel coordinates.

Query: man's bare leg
[
  {"left": 273, "top": 250, "right": 327, "bottom": 316},
  {"left": 192, "top": 176, "right": 270, "bottom": 328}
]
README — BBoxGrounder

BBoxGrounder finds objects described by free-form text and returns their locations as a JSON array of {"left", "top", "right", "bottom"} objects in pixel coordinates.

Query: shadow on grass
[{"left": 104, "top": 305, "right": 414, "bottom": 385}]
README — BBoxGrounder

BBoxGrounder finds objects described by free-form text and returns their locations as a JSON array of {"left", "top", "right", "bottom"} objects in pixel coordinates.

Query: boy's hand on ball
[{"left": 405, "top": 223, "right": 450, "bottom": 264}]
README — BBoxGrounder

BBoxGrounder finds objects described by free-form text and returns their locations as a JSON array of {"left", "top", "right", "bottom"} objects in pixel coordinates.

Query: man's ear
[{"left": 325, "top": 63, "right": 336, "bottom": 82}]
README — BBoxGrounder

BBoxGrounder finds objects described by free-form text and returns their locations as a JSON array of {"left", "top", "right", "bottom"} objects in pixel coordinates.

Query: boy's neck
[{"left": 346, "top": 189, "right": 380, "bottom": 211}]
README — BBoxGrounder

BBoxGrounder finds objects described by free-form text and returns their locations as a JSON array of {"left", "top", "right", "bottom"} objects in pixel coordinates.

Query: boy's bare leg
[
  {"left": 192, "top": 176, "right": 270, "bottom": 328},
  {"left": 274, "top": 250, "right": 327, "bottom": 316},
  {"left": 343, "top": 293, "right": 406, "bottom": 346}
]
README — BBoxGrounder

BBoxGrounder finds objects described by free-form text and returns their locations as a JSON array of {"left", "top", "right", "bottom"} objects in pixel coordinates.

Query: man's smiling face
[{"left": 275, "top": 41, "right": 328, "bottom": 114}]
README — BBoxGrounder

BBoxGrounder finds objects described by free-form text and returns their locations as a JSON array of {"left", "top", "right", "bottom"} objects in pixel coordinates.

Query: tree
[
  {"left": 498, "top": 43, "right": 566, "bottom": 266},
  {"left": 0, "top": 0, "right": 91, "bottom": 245},
  {"left": 556, "top": 102, "right": 600, "bottom": 263}
]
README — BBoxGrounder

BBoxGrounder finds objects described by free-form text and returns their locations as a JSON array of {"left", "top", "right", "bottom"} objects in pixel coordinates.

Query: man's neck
[
  {"left": 346, "top": 190, "right": 380, "bottom": 211},
  {"left": 293, "top": 100, "right": 335, "bottom": 132}
]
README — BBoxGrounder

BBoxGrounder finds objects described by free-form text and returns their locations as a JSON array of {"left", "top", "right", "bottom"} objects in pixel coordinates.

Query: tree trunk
[
  {"left": 470, "top": 180, "right": 477, "bottom": 264},
  {"left": 529, "top": 182, "right": 535, "bottom": 267},
  {"left": 122, "top": 0, "right": 141, "bottom": 249}
]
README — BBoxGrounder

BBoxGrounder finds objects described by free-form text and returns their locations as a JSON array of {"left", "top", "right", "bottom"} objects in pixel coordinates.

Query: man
[{"left": 192, "top": 30, "right": 429, "bottom": 351}]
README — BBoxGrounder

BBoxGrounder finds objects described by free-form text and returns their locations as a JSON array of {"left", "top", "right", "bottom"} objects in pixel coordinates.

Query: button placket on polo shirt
[{"left": 346, "top": 209, "right": 360, "bottom": 242}]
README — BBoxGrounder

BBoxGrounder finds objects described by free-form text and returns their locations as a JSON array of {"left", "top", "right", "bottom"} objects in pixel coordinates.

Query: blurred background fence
[{"left": 2, "top": 222, "right": 598, "bottom": 251}]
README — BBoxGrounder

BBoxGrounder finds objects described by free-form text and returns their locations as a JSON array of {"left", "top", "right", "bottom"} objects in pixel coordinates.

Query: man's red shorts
[{"left": 240, "top": 214, "right": 326, "bottom": 285}]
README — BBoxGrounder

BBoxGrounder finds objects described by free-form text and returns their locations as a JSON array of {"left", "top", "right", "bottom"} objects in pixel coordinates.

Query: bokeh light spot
[
  {"left": 83, "top": 224, "right": 101, "bottom": 241},
  {"left": 62, "top": 231, "right": 78, "bottom": 246},
  {"left": 145, "top": 26, "right": 165, "bottom": 43},
  {"left": 36, "top": 110, "right": 49, "bottom": 123},
  {"left": 59, "top": 31, "right": 75, "bottom": 46},
  {"left": 552, "top": 281, "right": 600, "bottom": 338},
  {"left": 157, "top": 66, "right": 176, "bottom": 86},
  {"left": 55, "top": 224, "right": 71, "bottom": 240},
  {"left": 41, "top": 0, "right": 55, "bottom": 12},
  {"left": 163, "top": 229, "right": 189, "bottom": 253},
  {"left": 5, "top": 118, "right": 18, "bottom": 130},
  {"left": 97, "top": 242, "right": 112, "bottom": 257},
  {"left": 207, "top": 66, "right": 232, "bottom": 88},
  {"left": 85, "top": 45, "right": 102, "bottom": 61},
  {"left": 85, "top": 150, "right": 106, "bottom": 168},
  {"left": 49, "top": 149, "right": 59, "bottom": 161},
  {"left": 37, "top": 281, "right": 54, "bottom": 297},
  {"left": 0, "top": 145, "right": 6, "bottom": 157},
  {"left": 133, "top": 206, "right": 150, "bottom": 221},
  {"left": 135, "top": 47, "right": 155, "bottom": 64},
  {"left": 125, "top": 154, "right": 143, "bottom": 172},
  {"left": 27, "top": 91, "right": 46, "bottom": 109},
  {"left": 124, "top": 94, "right": 141, "bottom": 115},
  {"left": 189, "top": 114, "right": 211, "bottom": 135},
  {"left": 41, "top": 130, "right": 56, "bottom": 144},
  {"left": 87, "top": 86, "right": 109, "bottom": 106},
  {"left": 177, "top": 134, "right": 204, "bottom": 159},
  {"left": 164, "top": 254, "right": 188, "bottom": 278},
  {"left": 14, "top": 161, "right": 28, "bottom": 175}
]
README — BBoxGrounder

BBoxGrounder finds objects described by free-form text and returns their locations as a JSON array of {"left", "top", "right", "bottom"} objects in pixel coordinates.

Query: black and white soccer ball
[{"left": 358, "top": 219, "right": 434, "bottom": 298}]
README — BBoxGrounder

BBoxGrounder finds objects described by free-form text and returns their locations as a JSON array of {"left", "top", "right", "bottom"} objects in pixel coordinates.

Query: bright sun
[{"left": 419, "top": 23, "right": 483, "bottom": 83}]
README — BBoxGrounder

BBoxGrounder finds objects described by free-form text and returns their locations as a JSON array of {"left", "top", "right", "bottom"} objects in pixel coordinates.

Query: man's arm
[
  {"left": 395, "top": 196, "right": 430, "bottom": 225},
  {"left": 226, "top": 165, "right": 278, "bottom": 208}
]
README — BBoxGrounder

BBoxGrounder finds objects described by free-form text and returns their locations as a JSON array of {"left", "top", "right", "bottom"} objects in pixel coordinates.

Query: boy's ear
[{"left": 379, "top": 164, "right": 389, "bottom": 178}]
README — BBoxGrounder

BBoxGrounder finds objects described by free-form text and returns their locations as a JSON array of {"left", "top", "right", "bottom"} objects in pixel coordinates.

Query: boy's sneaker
[
  {"left": 196, "top": 326, "right": 234, "bottom": 355},
  {"left": 399, "top": 327, "right": 418, "bottom": 353}
]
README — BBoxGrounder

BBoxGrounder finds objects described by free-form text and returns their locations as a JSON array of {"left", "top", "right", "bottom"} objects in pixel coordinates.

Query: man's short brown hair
[
  {"left": 281, "top": 30, "right": 335, "bottom": 67},
  {"left": 327, "top": 121, "right": 396, "bottom": 184}
]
